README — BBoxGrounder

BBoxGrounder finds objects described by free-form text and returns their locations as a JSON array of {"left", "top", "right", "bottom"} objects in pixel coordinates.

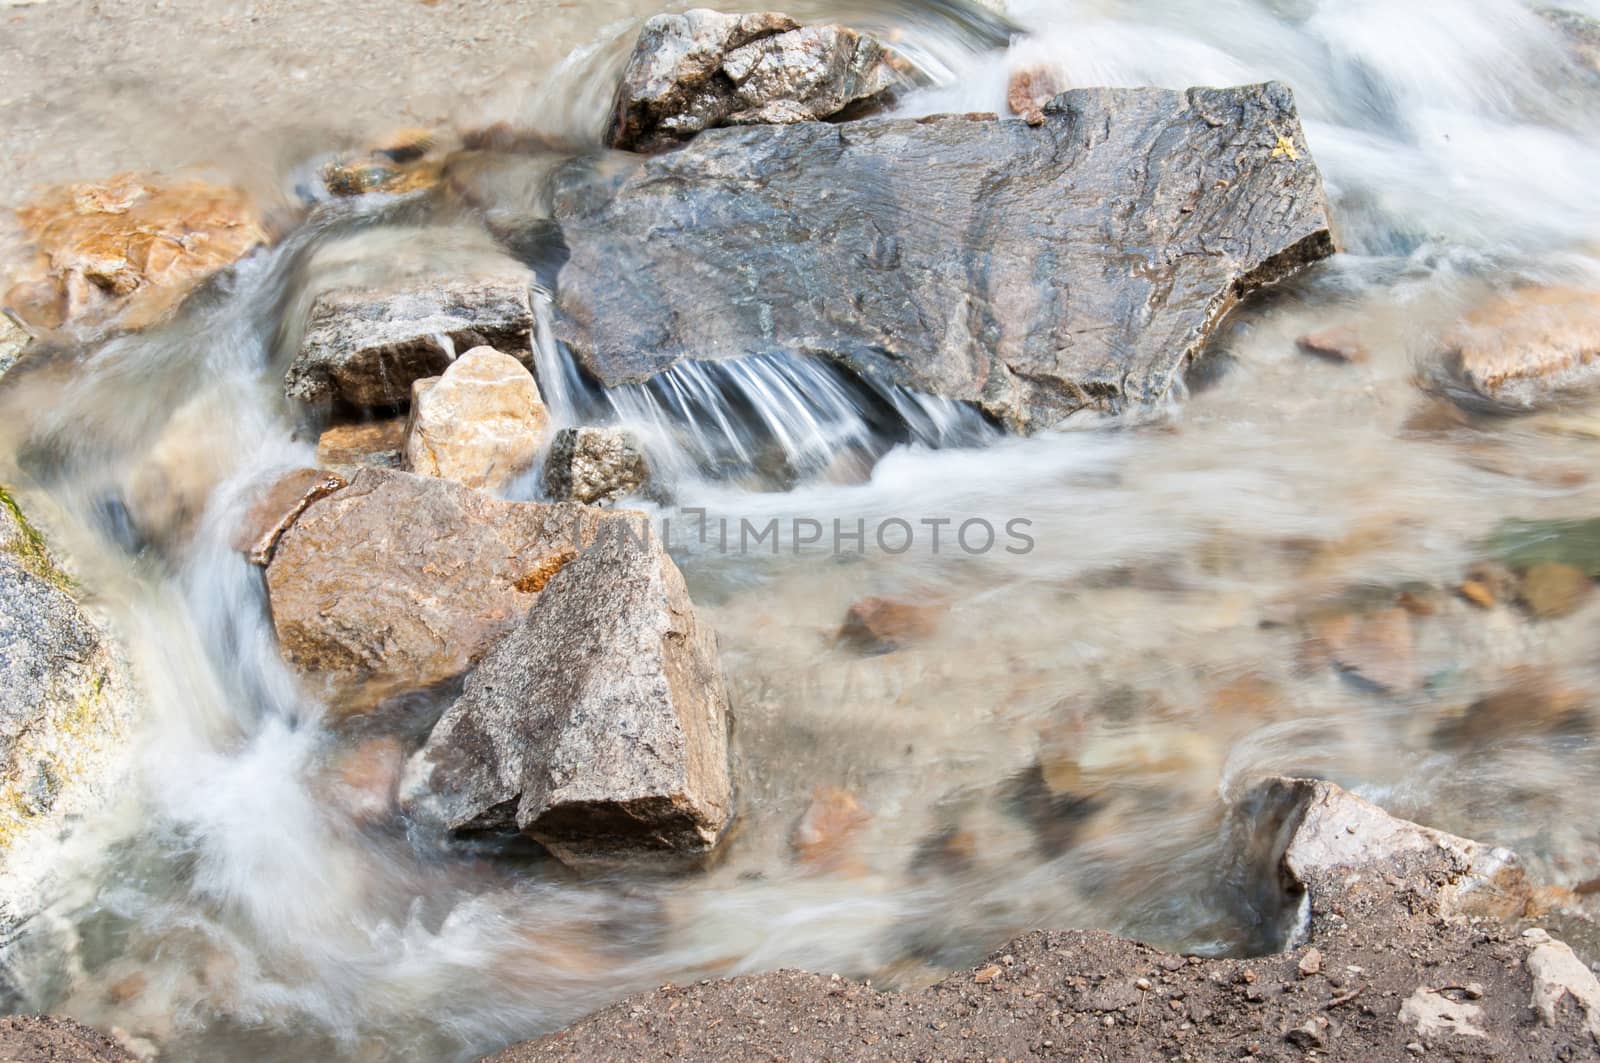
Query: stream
[{"left": 3, "top": 0, "right": 1600, "bottom": 1059}]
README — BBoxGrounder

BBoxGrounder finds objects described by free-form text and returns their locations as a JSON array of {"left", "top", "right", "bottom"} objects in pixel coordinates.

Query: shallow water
[{"left": 3, "top": 1, "right": 1600, "bottom": 1060}]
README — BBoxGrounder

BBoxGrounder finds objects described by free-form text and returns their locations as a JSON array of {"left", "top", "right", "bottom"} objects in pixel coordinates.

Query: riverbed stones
[
  {"left": 284, "top": 259, "right": 536, "bottom": 409},
  {"left": 399, "top": 527, "right": 733, "bottom": 864},
  {"left": 402, "top": 346, "right": 549, "bottom": 492},
  {"left": 542, "top": 426, "right": 650, "bottom": 505},
  {"left": 263, "top": 467, "right": 622, "bottom": 710},
  {"left": 1, "top": 172, "right": 267, "bottom": 336},
  {"left": 607, "top": 10, "right": 906, "bottom": 153},
  {"left": 1431, "top": 287, "right": 1600, "bottom": 411},
  {"left": 0, "top": 1015, "right": 134, "bottom": 1062},
  {"left": 555, "top": 82, "right": 1334, "bottom": 432}
]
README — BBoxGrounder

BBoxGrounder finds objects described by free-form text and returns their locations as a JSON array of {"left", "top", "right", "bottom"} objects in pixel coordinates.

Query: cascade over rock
[{"left": 553, "top": 83, "right": 1334, "bottom": 433}]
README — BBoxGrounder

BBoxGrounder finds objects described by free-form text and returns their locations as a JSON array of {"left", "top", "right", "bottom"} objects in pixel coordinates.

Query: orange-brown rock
[
  {"left": 791, "top": 787, "right": 872, "bottom": 872},
  {"left": 315, "top": 417, "right": 407, "bottom": 472},
  {"left": 837, "top": 596, "right": 945, "bottom": 654},
  {"left": 234, "top": 467, "right": 347, "bottom": 565},
  {"left": 3, "top": 173, "right": 267, "bottom": 335},
  {"left": 1518, "top": 561, "right": 1593, "bottom": 619},
  {"left": 319, "top": 128, "right": 444, "bottom": 198},
  {"left": 1296, "top": 324, "right": 1370, "bottom": 364},
  {"left": 1434, "top": 287, "right": 1600, "bottom": 410},
  {"left": 1006, "top": 66, "right": 1062, "bottom": 126},
  {"left": 1435, "top": 670, "right": 1589, "bottom": 747},
  {"left": 264, "top": 467, "right": 632, "bottom": 711}
]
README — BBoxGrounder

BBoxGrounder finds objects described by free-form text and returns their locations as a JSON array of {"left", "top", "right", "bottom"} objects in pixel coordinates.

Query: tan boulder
[
  {"left": 402, "top": 346, "right": 549, "bottom": 492},
  {"left": 1435, "top": 287, "right": 1600, "bottom": 410},
  {"left": 2, "top": 172, "right": 267, "bottom": 336},
  {"left": 791, "top": 787, "right": 871, "bottom": 872},
  {"left": 263, "top": 467, "right": 630, "bottom": 711}
]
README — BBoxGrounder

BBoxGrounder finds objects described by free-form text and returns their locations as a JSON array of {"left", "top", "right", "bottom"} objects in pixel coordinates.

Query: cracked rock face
[
  {"left": 607, "top": 9, "right": 906, "bottom": 153},
  {"left": 556, "top": 83, "right": 1334, "bottom": 433},
  {"left": 400, "top": 527, "right": 733, "bottom": 864}
]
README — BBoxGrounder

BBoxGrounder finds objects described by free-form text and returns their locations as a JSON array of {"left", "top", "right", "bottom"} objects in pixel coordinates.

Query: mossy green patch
[
  {"left": 0, "top": 486, "right": 76, "bottom": 594},
  {"left": 1487, "top": 517, "right": 1600, "bottom": 577}
]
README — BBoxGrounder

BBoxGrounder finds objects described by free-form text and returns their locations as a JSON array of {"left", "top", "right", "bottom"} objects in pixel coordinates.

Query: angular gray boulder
[
  {"left": 399, "top": 527, "right": 733, "bottom": 865},
  {"left": 285, "top": 263, "right": 537, "bottom": 410},
  {"left": 608, "top": 9, "right": 906, "bottom": 153},
  {"left": 556, "top": 83, "right": 1335, "bottom": 433}
]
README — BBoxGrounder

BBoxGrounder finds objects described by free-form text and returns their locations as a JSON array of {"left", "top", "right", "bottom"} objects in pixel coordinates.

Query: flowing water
[{"left": 4, "top": 0, "right": 1600, "bottom": 1059}]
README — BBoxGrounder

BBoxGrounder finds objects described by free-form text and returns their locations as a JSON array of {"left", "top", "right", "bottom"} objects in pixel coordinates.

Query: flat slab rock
[
  {"left": 263, "top": 467, "right": 624, "bottom": 711},
  {"left": 285, "top": 260, "right": 537, "bottom": 410},
  {"left": 608, "top": 9, "right": 906, "bottom": 153},
  {"left": 488, "top": 778, "right": 1600, "bottom": 1062},
  {"left": 400, "top": 527, "right": 732, "bottom": 864},
  {"left": 554, "top": 82, "right": 1334, "bottom": 433}
]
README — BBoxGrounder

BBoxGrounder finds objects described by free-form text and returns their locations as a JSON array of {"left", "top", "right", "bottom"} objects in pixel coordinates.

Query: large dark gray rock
[
  {"left": 555, "top": 83, "right": 1334, "bottom": 433},
  {"left": 399, "top": 527, "right": 733, "bottom": 865},
  {"left": 608, "top": 9, "right": 906, "bottom": 154}
]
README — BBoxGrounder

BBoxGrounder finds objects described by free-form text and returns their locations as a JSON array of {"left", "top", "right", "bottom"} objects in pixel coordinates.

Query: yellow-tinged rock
[{"left": 4, "top": 172, "right": 267, "bottom": 334}]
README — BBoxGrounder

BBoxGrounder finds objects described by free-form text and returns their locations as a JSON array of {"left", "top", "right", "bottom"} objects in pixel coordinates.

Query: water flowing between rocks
[{"left": 2, "top": 0, "right": 1599, "bottom": 1060}]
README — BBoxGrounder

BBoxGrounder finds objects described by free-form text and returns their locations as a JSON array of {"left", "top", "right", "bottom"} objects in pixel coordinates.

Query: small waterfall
[{"left": 522, "top": 284, "right": 991, "bottom": 490}]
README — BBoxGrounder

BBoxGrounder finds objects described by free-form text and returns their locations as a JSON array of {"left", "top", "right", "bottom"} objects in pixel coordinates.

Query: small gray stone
[
  {"left": 608, "top": 9, "right": 906, "bottom": 153},
  {"left": 543, "top": 426, "right": 650, "bottom": 506}
]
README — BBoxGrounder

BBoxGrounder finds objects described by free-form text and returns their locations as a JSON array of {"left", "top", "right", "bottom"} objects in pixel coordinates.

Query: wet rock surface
[
  {"left": 402, "top": 345, "right": 549, "bottom": 493},
  {"left": 541, "top": 427, "right": 651, "bottom": 507},
  {"left": 489, "top": 778, "right": 1600, "bottom": 1062},
  {"left": 400, "top": 528, "right": 732, "bottom": 864},
  {"left": 555, "top": 82, "right": 1334, "bottom": 432},
  {"left": 1, "top": 172, "right": 266, "bottom": 336},
  {"left": 607, "top": 10, "right": 906, "bottom": 154},
  {"left": 263, "top": 467, "right": 623, "bottom": 710},
  {"left": 284, "top": 261, "right": 537, "bottom": 410}
]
